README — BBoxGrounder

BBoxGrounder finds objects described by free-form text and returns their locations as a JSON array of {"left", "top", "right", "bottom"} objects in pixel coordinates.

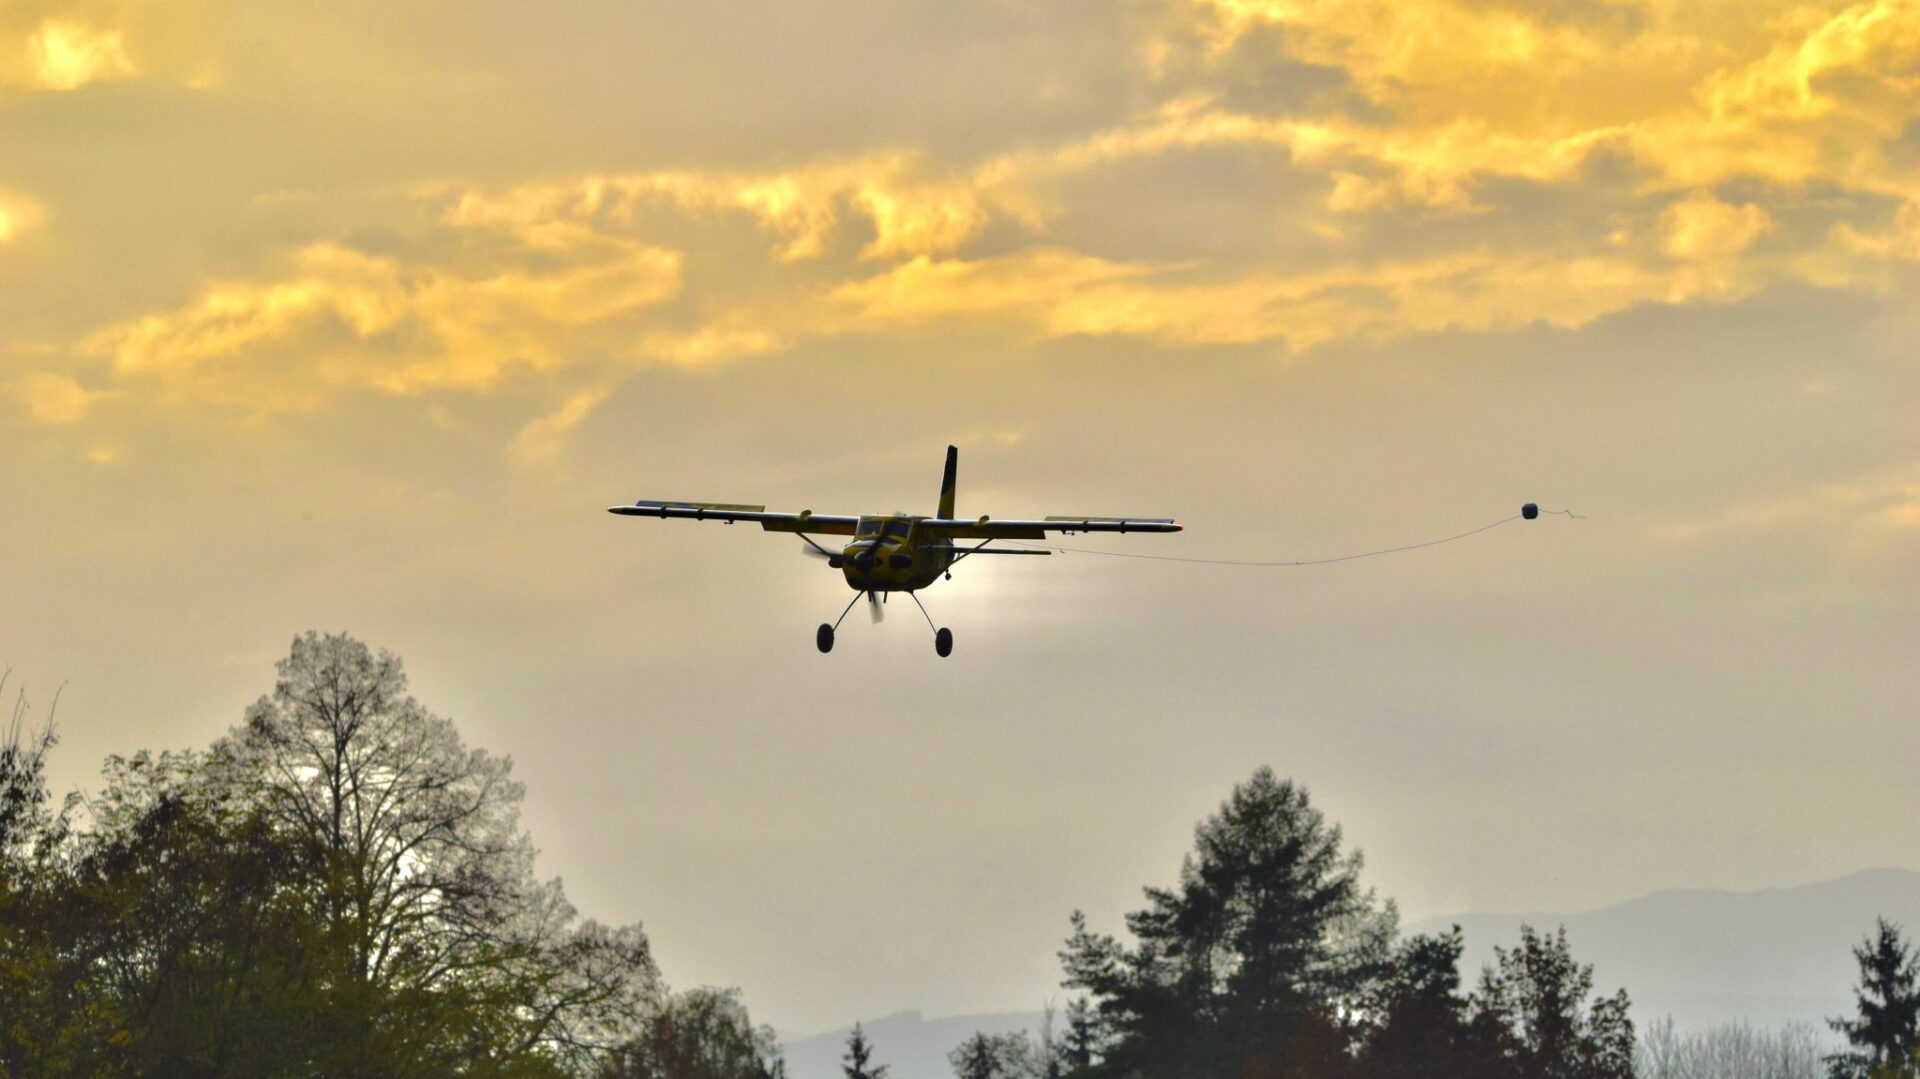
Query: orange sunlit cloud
[{"left": 5, "top": 0, "right": 1920, "bottom": 446}]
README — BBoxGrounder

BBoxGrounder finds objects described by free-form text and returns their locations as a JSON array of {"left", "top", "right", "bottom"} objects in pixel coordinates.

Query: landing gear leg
[
  {"left": 908, "top": 592, "right": 954, "bottom": 658},
  {"left": 818, "top": 591, "right": 864, "bottom": 654}
]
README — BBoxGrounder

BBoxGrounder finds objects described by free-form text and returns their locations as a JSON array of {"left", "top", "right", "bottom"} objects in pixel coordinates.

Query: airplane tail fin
[{"left": 937, "top": 445, "right": 957, "bottom": 519}]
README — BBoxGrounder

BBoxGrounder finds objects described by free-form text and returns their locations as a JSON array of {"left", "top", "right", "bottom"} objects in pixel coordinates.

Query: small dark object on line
[{"left": 1522, "top": 503, "right": 1539, "bottom": 520}]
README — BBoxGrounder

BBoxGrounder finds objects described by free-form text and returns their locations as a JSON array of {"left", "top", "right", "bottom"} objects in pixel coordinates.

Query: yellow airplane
[{"left": 608, "top": 445, "right": 1181, "bottom": 656}]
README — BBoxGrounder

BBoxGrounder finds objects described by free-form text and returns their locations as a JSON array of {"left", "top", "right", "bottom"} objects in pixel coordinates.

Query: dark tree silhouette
[
  {"left": 843, "top": 1021, "right": 890, "bottom": 1079},
  {"left": 1, "top": 638, "right": 666, "bottom": 1076},
  {"left": 602, "top": 987, "right": 785, "bottom": 1079},
  {"left": 1360, "top": 927, "right": 1508, "bottom": 1079},
  {"left": 947, "top": 1031, "right": 1035, "bottom": 1079},
  {"left": 1470, "top": 925, "right": 1635, "bottom": 1079},
  {"left": 1059, "top": 767, "right": 1395, "bottom": 1078},
  {"left": 1828, "top": 919, "right": 1920, "bottom": 1079},
  {"left": 1061, "top": 997, "right": 1103, "bottom": 1076}
]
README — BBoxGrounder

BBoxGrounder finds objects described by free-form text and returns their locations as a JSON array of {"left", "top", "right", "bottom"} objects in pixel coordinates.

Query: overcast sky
[{"left": 4, "top": 0, "right": 1917, "bottom": 1036}]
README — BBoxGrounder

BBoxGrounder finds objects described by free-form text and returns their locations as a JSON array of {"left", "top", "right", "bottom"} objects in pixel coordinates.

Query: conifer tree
[
  {"left": 843, "top": 1022, "right": 890, "bottom": 1079},
  {"left": 1059, "top": 767, "right": 1395, "bottom": 1078},
  {"left": 1828, "top": 919, "right": 1920, "bottom": 1079}
]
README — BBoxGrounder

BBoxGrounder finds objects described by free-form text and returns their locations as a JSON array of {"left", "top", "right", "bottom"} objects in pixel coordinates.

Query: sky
[{"left": 3, "top": 0, "right": 1918, "bottom": 1037}]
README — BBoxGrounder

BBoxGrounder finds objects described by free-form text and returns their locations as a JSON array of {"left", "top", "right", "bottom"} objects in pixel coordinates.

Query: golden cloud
[
  {"left": 508, "top": 387, "right": 611, "bottom": 469},
  {"left": 831, "top": 246, "right": 1746, "bottom": 350},
  {"left": 443, "top": 155, "right": 1000, "bottom": 265},
  {"left": 1661, "top": 192, "right": 1773, "bottom": 259},
  {"left": 1651, "top": 460, "right": 1920, "bottom": 555},
  {"left": 27, "top": 18, "right": 134, "bottom": 90},
  {"left": 33, "top": 0, "right": 1920, "bottom": 443},
  {"left": 85, "top": 240, "right": 681, "bottom": 415},
  {"left": 2, "top": 371, "right": 98, "bottom": 424}
]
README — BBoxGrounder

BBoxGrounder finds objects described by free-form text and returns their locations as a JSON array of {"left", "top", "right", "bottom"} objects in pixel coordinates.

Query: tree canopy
[{"left": 0, "top": 635, "right": 668, "bottom": 1076}]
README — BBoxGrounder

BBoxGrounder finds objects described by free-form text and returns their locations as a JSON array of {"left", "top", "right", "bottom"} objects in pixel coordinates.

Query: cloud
[
  {"left": 2, "top": 372, "right": 98, "bottom": 424},
  {"left": 83, "top": 240, "right": 681, "bottom": 415},
  {"left": 1651, "top": 461, "right": 1920, "bottom": 554},
  {"left": 26, "top": 18, "right": 134, "bottom": 90},
  {"left": 442, "top": 154, "right": 1002, "bottom": 264},
  {"left": 1661, "top": 192, "right": 1773, "bottom": 259},
  {"left": 22, "top": 0, "right": 1920, "bottom": 453},
  {"left": 509, "top": 387, "right": 611, "bottom": 469},
  {"left": 831, "top": 246, "right": 1745, "bottom": 350}
]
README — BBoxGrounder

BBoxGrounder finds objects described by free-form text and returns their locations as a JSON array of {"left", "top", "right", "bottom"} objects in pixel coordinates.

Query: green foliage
[
  {"left": 1830, "top": 919, "right": 1920, "bottom": 1079},
  {"left": 0, "top": 636, "right": 661, "bottom": 1077}
]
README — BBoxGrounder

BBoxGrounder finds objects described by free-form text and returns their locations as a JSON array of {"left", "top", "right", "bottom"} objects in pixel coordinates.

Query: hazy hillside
[
  {"left": 782, "top": 869, "right": 1920, "bottom": 1079},
  {"left": 779, "top": 1010, "right": 1045, "bottom": 1079},
  {"left": 1407, "top": 868, "right": 1920, "bottom": 1032}
]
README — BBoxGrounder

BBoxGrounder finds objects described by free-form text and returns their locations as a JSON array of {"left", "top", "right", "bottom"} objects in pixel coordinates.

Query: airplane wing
[
  {"left": 606, "top": 500, "right": 860, "bottom": 535},
  {"left": 917, "top": 515, "right": 1181, "bottom": 540}
]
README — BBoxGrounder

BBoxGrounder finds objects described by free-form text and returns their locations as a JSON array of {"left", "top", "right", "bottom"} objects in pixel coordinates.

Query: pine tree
[
  {"left": 1062, "top": 997, "right": 1101, "bottom": 1076},
  {"left": 1828, "top": 919, "right": 1920, "bottom": 1079},
  {"left": 1059, "top": 767, "right": 1395, "bottom": 1078},
  {"left": 844, "top": 1022, "right": 890, "bottom": 1079}
]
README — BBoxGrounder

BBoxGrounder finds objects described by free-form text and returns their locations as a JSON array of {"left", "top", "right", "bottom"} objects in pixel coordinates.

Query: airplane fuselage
[{"left": 839, "top": 515, "right": 953, "bottom": 592}]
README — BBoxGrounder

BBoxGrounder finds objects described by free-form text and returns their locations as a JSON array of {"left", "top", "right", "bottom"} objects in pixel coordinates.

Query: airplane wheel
[
  {"left": 935, "top": 627, "right": 953, "bottom": 657},
  {"left": 817, "top": 624, "right": 835, "bottom": 654}
]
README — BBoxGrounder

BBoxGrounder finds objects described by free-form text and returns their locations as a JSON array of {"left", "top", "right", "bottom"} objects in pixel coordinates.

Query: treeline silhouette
[{"left": 3, "top": 636, "right": 1916, "bottom": 1078}]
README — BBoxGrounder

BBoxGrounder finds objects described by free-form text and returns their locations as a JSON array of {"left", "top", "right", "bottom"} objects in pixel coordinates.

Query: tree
[
  {"left": 949, "top": 1031, "right": 1038, "bottom": 1079},
  {"left": 1636, "top": 1017, "right": 1822, "bottom": 1079},
  {"left": 1828, "top": 919, "right": 1920, "bottom": 1079},
  {"left": 1471, "top": 924, "right": 1634, "bottom": 1079},
  {"left": 1360, "top": 927, "right": 1508, "bottom": 1079},
  {"left": 211, "top": 632, "right": 658, "bottom": 1070},
  {"left": 602, "top": 987, "right": 785, "bottom": 1079},
  {"left": 843, "top": 1022, "right": 890, "bottom": 1079},
  {"left": 1060, "top": 997, "right": 1102, "bottom": 1076},
  {"left": 58, "top": 758, "right": 341, "bottom": 1076},
  {"left": 1060, "top": 767, "right": 1395, "bottom": 1078},
  {"left": 1034, "top": 1002, "right": 1067, "bottom": 1079},
  {"left": 1, "top": 639, "right": 670, "bottom": 1075},
  {"left": 0, "top": 678, "right": 82, "bottom": 1075}
]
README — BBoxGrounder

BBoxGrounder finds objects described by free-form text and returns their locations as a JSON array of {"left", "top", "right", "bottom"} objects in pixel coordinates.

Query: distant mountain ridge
[
  {"left": 779, "top": 869, "right": 1920, "bottom": 1079},
  {"left": 1408, "top": 867, "right": 1920, "bottom": 1032}
]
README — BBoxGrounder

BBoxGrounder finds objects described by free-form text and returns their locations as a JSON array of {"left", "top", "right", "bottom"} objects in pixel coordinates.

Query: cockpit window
[
  {"left": 883, "top": 520, "right": 912, "bottom": 539},
  {"left": 857, "top": 517, "right": 885, "bottom": 537}
]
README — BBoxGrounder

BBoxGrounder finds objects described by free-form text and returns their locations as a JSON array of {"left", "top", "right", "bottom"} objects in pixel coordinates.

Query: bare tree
[
  {"left": 1636, "top": 1017, "right": 1825, "bottom": 1079},
  {"left": 0, "top": 672, "right": 69, "bottom": 871}
]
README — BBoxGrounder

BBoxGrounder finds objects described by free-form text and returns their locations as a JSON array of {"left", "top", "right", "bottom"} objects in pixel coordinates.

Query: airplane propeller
[
  {"left": 868, "top": 592, "right": 884, "bottom": 624},
  {"left": 799, "top": 543, "right": 843, "bottom": 569}
]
